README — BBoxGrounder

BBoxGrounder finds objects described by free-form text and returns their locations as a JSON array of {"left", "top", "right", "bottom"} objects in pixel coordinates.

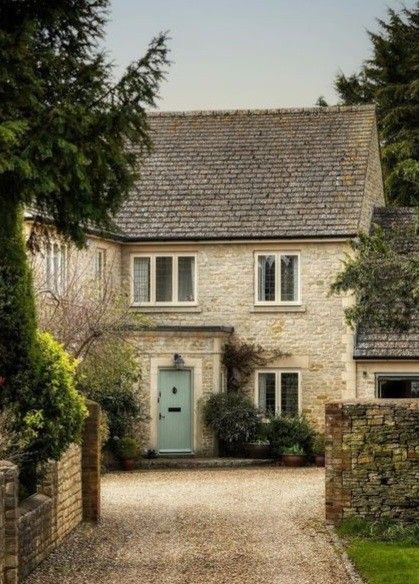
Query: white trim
[
  {"left": 130, "top": 252, "right": 198, "bottom": 307},
  {"left": 255, "top": 369, "right": 302, "bottom": 416},
  {"left": 254, "top": 251, "right": 301, "bottom": 306}
]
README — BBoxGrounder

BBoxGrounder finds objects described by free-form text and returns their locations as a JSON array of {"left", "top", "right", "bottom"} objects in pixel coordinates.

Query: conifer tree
[
  {"left": 0, "top": 2, "right": 168, "bottom": 425},
  {"left": 329, "top": 5, "right": 418, "bottom": 206}
]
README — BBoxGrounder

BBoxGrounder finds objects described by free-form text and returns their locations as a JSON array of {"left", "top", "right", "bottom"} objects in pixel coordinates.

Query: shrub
[
  {"left": 313, "top": 433, "right": 326, "bottom": 455},
  {"left": 282, "top": 444, "right": 305, "bottom": 456},
  {"left": 203, "top": 392, "right": 259, "bottom": 445},
  {"left": 114, "top": 436, "right": 140, "bottom": 460},
  {"left": 20, "top": 331, "right": 87, "bottom": 464},
  {"left": 268, "top": 416, "right": 315, "bottom": 458},
  {"left": 77, "top": 339, "right": 141, "bottom": 440}
]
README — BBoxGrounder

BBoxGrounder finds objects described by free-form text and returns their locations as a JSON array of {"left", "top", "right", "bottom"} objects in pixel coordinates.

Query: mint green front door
[{"left": 158, "top": 369, "right": 192, "bottom": 453}]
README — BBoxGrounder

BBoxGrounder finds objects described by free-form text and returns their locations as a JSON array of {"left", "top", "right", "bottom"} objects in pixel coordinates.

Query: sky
[{"left": 105, "top": 0, "right": 414, "bottom": 111}]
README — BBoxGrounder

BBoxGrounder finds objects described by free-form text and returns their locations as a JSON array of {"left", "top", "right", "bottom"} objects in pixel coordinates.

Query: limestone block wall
[
  {"left": 325, "top": 400, "right": 419, "bottom": 524},
  {"left": 18, "top": 445, "right": 82, "bottom": 580},
  {"left": 123, "top": 240, "right": 356, "bottom": 430}
]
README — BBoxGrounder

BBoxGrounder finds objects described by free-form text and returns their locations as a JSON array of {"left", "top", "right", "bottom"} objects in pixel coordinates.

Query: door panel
[{"left": 158, "top": 369, "right": 192, "bottom": 453}]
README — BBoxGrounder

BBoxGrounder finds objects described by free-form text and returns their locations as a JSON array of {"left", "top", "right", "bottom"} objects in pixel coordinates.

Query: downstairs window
[
  {"left": 376, "top": 375, "right": 419, "bottom": 399},
  {"left": 257, "top": 370, "right": 300, "bottom": 416}
]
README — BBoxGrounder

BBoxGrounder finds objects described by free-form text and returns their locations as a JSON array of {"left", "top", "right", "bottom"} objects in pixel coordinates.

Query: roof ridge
[{"left": 147, "top": 105, "right": 376, "bottom": 117}]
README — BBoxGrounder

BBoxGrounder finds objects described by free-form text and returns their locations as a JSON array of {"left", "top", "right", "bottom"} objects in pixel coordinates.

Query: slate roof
[
  {"left": 114, "top": 106, "right": 378, "bottom": 241},
  {"left": 354, "top": 207, "right": 419, "bottom": 360}
]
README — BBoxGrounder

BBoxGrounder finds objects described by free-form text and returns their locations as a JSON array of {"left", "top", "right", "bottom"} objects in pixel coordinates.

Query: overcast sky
[{"left": 105, "top": 0, "right": 414, "bottom": 111}]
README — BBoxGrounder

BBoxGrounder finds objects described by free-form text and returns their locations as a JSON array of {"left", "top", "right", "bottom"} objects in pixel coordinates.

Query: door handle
[{"left": 159, "top": 413, "right": 165, "bottom": 420}]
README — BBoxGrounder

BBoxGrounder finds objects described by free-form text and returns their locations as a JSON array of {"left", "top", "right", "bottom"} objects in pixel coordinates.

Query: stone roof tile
[{"left": 114, "top": 106, "right": 377, "bottom": 240}]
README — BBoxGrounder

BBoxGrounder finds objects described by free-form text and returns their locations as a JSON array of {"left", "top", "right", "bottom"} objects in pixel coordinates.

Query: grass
[
  {"left": 337, "top": 517, "right": 419, "bottom": 584},
  {"left": 346, "top": 540, "right": 419, "bottom": 584}
]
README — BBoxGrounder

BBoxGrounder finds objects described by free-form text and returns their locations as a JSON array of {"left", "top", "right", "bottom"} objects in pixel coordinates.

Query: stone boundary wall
[
  {"left": 0, "top": 401, "right": 100, "bottom": 583},
  {"left": 326, "top": 400, "right": 419, "bottom": 525}
]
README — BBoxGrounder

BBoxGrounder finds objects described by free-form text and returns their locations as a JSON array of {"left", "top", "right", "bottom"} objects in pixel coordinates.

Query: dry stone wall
[{"left": 325, "top": 400, "right": 419, "bottom": 524}]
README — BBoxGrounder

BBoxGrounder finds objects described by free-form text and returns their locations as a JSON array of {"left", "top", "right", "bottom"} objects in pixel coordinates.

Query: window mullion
[
  {"left": 277, "top": 372, "right": 281, "bottom": 415},
  {"left": 151, "top": 256, "right": 156, "bottom": 303},
  {"left": 276, "top": 253, "right": 281, "bottom": 304},
  {"left": 173, "top": 255, "right": 178, "bottom": 303}
]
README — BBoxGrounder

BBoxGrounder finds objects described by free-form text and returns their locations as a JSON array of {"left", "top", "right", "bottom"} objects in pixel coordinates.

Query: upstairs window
[
  {"left": 256, "top": 252, "right": 300, "bottom": 304},
  {"left": 257, "top": 370, "right": 300, "bottom": 416},
  {"left": 132, "top": 253, "right": 196, "bottom": 305},
  {"left": 46, "top": 242, "right": 67, "bottom": 294}
]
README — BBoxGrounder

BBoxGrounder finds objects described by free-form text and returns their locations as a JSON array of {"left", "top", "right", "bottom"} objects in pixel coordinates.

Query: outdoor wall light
[{"left": 173, "top": 353, "right": 185, "bottom": 369}]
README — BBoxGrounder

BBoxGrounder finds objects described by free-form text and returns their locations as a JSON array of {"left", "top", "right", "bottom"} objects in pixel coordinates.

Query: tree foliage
[
  {"left": 323, "top": 5, "right": 419, "bottom": 206},
  {"left": 76, "top": 338, "right": 142, "bottom": 440},
  {"left": 0, "top": 1, "right": 168, "bottom": 464},
  {"left": 331, "top": 226, "right": 419, "bottom": 332},
  {"left": 0, "top": 0, "right": 169, "bottom": 245}
]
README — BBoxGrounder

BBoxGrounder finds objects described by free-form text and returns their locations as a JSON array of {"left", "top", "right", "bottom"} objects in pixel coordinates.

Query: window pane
[
  {"left": 258, "top": 255, "right": 276, "bottom": 301},
  {"left": 178, "top": 256, "right": 195, "bottom": 302},
  {"left": 258, "top": 373, "right": 276, "bottom": 415},
  {"left": 281, "top": 255, "right": 298, "bottom": 302},
  {"left": 378, "top": 376, "right": 419, "bottom": 399},
  {"left": 156, "top": 256, "right": 173, "bottom": 302},
  {"left": 133, "top": 257, "right": 150, "bottom": 303},
  {"left": 281, "top": 373, "right": 299, "bottom": 416}
]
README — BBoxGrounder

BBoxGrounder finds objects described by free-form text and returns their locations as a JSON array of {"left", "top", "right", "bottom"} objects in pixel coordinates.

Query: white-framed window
[
  {"left": 131, "top": 253, "right": 197, "bottom": 306},
  {"left": 46, "top": 242, "right": 67, "bottom": 294},
  {"left": 95, "top": 248, "right": 106, "bottom": 296},
  {"left": 256, "top": 370, "right": 301, "bottom": 416},
  {"left": 255, "top": 252, "right": 300, "bottom": 305}
]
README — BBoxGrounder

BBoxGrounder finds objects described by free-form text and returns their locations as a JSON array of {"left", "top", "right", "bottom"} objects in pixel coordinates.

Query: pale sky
[{"left": 105, "top": 0, "right": 414, "bottom": 111}]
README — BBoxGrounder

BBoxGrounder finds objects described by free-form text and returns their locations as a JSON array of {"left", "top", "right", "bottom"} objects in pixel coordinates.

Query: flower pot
[
  {"left": 315, "top": 454, "right": 325, "bottom": 467},
  {"left": 121, "top": 458, "right": 136, "bottom": 471},
  {"left": 245, "top": 443, "right": 271, "bottom": 459},
  {"left": 281, "top": 454, "right": 305, "bottom": 467}
]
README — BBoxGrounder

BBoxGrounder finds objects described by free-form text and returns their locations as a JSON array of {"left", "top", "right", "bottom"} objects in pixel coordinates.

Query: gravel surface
[{"left": 27, "top": 467, "right": 351, "bottom": 584}]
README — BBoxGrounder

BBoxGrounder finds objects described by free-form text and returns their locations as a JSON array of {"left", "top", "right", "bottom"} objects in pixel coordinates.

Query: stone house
[{"left": 28, "top": 106, "right": 419, "bottom": 456}]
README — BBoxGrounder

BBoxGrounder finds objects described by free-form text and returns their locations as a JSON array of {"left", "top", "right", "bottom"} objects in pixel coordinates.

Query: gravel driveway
[{"left": 27, "top": 467, "right": 350, "bottom": 584}]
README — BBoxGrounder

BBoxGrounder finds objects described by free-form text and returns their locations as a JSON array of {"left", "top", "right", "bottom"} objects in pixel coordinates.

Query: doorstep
[{"left": 135, "top": 457, "right": 274, "bottom": 469}]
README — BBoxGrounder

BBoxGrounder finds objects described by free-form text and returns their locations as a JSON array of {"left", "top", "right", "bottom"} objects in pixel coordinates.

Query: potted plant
[
  {"left": 281, "top": 444, "right": 306, "bottom": 467},
  {"left": 313, "top": 433, "right": 325, "bottom": 467},
  {"left": 114, "top": 436, "right": 140, "bottom": 470},
  {"left": 244, "top": 422, "right": 272, "bottom": 459},
  {"left": 245, "top": 439, "right": 271, "bottom": 459}
]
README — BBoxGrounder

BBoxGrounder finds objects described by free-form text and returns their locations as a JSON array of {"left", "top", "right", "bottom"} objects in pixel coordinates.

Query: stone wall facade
[
  {"left": 325, "top": 400, "right": 419, "bottom": 524},
  {"left": 124, "top": 240, "right": 357, "bottom": 451}
]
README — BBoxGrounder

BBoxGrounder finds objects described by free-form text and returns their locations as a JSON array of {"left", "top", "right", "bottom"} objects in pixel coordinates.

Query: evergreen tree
[
  {"left": 0, "top": 2, "right": 168, "bottom": 440},
  {"left": 330, "top": 5, "right": 418, "bottom": 206}
]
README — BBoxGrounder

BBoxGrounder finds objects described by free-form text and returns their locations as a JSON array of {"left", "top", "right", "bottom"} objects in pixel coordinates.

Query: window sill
[
  {"left": 130, "top": 305, "right": 202, "bottom": 313},
  {"left": 251, "top": 305, "right": 306, "bottom": 313}
]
